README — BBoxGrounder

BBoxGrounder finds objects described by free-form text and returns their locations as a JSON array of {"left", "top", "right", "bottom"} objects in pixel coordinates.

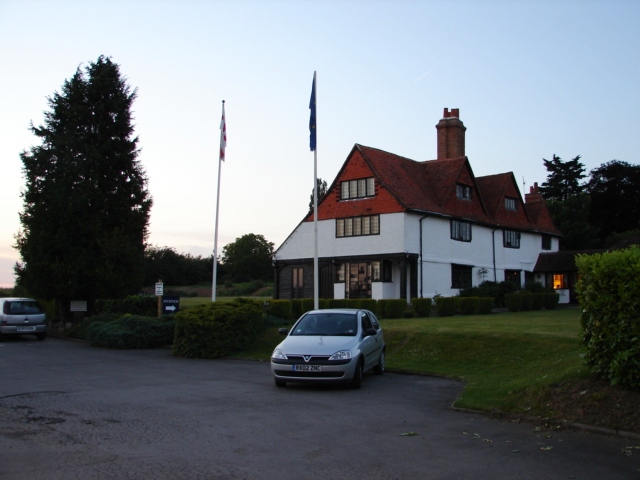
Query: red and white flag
[{"left": 219, "top": 101, "right": 227, "bottom": 161}]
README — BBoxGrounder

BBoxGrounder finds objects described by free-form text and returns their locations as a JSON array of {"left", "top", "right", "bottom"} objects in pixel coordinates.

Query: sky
[{"left": 1, "top": 0, "right": 638, "bottom": 288}]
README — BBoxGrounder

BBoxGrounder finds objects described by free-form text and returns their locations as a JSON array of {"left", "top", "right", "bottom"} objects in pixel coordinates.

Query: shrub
[
  {"left": 328, "top": 299, "right": 348, "bottom": 309},
  {"left": 378, "top": 299, "right": 407, "bottom": 319},
  {"left": 355, "top": 299, "right": 378, "bottom": 314},
  {"left": 531, "top": 293, "right": 545, "bottom": 311},
  {"left": 267, "top": 300, "right": 292, "bottom": 321},
  {"left": 504, "top": 293, "right": 522, "bottom": 312},
  {"left": 412, "top": 298, "right": 432, "bottom": 318},
  {"left": 172, "top": 302, "right": 263, "bottom": 359},
  {"left": 543, "top": 292, "right": 559, "bottom": 310},
  {"left": 520, "top": 293, "right": 533, "bottom": 311},
  {"left": 301, "top": 298, "right": 315, "bottom": 315},
  {"left": 435, "top": 296, "right": 456, "bottom": 317},
  {"left": 291, "top": 299, "right": 303, "bottom": 320},
  {"left": 458, "top": 297, "right": 477, "bottom": 315},
  {"left": 96, "top": 295, "right": 157, "bottom": 316},
  {"left": 88, "top": 315, "right": 175, "bottom": 349},
  {"left": 576, "top": 247, "right": 640, "bottom": 390},
  {"left": 476, "top": 297, "right": 494, "bottom": 315}
]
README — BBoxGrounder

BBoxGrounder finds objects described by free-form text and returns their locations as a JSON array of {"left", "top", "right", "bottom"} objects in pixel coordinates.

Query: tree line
[{"left": 539, "top": 155, "right": 640, "bottom": 250}]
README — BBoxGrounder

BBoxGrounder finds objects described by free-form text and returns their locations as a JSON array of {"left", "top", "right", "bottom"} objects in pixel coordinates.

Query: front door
[{"left": 347, "top": 262, "right": 371, "bottom": 299}]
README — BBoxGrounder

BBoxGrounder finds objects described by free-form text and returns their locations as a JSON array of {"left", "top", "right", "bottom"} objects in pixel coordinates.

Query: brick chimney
[
  {"left": 525, "top": 182, "right": 543, "bottom": 204},
  {"left": 436, "top": 108, "right": 466, "bottom": 160}
]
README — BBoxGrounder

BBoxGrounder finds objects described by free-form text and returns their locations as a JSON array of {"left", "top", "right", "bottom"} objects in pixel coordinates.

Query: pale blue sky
[{"left": 1, "top": 0, "right": 638, "bottom": 287}]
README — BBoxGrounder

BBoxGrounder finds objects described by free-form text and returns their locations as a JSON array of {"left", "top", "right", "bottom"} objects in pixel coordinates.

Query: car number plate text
[
  {"left": 293, "top": 364, "right": 321, "bottom": 372},
  {"left": 17, "top": 326, "right": 36, "bottom": 332}
]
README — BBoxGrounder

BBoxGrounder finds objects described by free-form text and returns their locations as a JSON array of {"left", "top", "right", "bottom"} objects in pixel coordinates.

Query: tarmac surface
[{"left": 1, "top": 337, "right": 639, "bottom": 479}]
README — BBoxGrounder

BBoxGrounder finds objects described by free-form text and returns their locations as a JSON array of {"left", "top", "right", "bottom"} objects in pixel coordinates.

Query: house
[{"left": 273, "top": 108, "right": 561, "bottom": 301}]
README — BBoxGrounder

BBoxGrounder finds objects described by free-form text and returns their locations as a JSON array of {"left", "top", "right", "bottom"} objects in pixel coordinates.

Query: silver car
[
  {"left": 0, "top": 298, "right": 47, "bottom": 341},
  {"left": 271, "top": 309, "right": 385, "bottom": 389}
]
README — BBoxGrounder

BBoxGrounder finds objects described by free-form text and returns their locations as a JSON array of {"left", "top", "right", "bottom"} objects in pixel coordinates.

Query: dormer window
[
  {"left": 505, "top": 197, "right": 518, "bottom": 211},
  {"left": 340, "top": 177, "right": 375, "bottom": 200},
  {"left": 456, "top": 183, "right": 472, "bottom": 200}
]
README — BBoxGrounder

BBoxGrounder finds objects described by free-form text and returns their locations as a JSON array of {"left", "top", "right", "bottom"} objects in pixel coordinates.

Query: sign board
[
  {"left": 155, "top": 282, "right": 164, "bottom": 296},
  {"left": 70, "top": 300, "right": 88, "bottom": 312},
  {"left": 162, "top": 296, "right": 180, "bottom": 315}
]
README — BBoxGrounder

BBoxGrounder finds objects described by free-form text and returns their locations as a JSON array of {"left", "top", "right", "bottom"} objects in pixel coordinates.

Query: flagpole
[
  {"left": 212, "top": 100, "right": 225, "bottom": 302},
  {"left": 312, "top": 72, "right": 319, "bottom": 310}
]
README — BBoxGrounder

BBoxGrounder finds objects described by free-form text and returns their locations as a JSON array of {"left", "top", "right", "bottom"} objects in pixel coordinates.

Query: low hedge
[
  {"left": 96, "top": 295, "right": 157, "bottom": 316},
  {"left": 88, "top": 315, "right": 175, "bottom": 349},
  {"left": 172, "top": 301, "right": 263, "bottom": 359},
  {"left": 378, "top": 299, "right": 408, "bottom": 319},
  {"left": 411, "top": 298, "right": 432, "bottom": 318},
  {"left": 435, "top": 296, "right": 456, "bottom": 317}
]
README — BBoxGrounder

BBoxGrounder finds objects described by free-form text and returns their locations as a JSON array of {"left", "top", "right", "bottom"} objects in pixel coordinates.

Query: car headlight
[
  {"left": 329, "top": 350, "right": 352, "bottom": 361},
  {"left": 272, "top": 349, "right": 287, "bottom": 360}
]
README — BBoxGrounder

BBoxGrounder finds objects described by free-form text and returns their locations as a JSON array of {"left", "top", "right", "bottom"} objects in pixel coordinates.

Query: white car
[
  {"left": 271, "top": 309, "right": 385, "bottom": 389},
  {"left": 0, "top": 297, "right": 47, "bottom": 341}
]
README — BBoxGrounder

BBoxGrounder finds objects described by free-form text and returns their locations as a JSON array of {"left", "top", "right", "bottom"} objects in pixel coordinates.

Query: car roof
[
  {"left": 304, "top": 309, "right": 367, "bottom": 315},
  {"left": 0, "top": 298, "right": 37, "bottom": 301}
]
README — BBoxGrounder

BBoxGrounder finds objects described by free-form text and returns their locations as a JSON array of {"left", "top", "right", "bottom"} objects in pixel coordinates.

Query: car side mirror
[
  {"left": 278, "top": 328, "right": 289, "bottom": 335},
  {"left": 364, "top": 328, "right": 376, "bottom": 337}
]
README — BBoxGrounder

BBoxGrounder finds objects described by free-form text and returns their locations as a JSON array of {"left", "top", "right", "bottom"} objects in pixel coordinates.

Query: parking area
[{"left": 0, "top": 337, "right": 638, "bottom": 479}]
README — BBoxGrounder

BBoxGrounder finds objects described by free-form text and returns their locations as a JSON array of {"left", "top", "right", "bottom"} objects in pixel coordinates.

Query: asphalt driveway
[{"left": 0, "top": 337, "right": 638, "bottom": 479}]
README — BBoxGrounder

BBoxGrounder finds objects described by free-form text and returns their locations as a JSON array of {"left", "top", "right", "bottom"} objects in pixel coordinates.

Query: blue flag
[{"left": 309, "top": 74, "right": 316, "bottom": 151}]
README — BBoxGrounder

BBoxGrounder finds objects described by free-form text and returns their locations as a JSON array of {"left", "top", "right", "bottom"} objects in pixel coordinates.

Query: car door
[{"left": 359, "top": 312, "right": 380, "bottom": 371}]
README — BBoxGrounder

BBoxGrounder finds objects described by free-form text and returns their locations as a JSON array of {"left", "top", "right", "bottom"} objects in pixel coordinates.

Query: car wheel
[
  {"left": 350, "top": 360, "right": 363, "bottom": 389},
  {"left": 274, "top": 379, "right": 286, "bottom": 388},
  {"left": 374, "top": 350, "right": 385, "bottom": 375},
  {"left": 36, "top": 333, "right": 46, "bottom": 341}
]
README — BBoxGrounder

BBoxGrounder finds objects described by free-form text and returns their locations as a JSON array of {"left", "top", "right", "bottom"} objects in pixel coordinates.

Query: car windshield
[
  {"left": 4, "top": 301, "right": 44, "bottom": 315},
  {"left": 291, "top": 313, "right": 358, "bottom": 336}
]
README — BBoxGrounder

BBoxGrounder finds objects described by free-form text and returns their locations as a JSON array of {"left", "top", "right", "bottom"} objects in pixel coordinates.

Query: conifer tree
[{"left": 15, "top": 56, "right": 152, "bottom": 313}]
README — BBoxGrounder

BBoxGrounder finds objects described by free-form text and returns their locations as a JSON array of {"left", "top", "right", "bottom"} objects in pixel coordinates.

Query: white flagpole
[
  {"left": 313, "top": 73, "right": 319, "bottom": 310},
  {"left": 212, "top": 100, "right": 226, "bottom": 302}
]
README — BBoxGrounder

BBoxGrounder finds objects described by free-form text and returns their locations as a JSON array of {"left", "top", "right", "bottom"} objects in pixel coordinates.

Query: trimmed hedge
[
  {"left": 576, "top": 247, "right": 640, "bottom": 390},
  {"left": 88, "top": 315, "right": 175, "bottom": 349},
  {"left": 543, "top": 292, "right": 560, "bottom": 310},
  {"left": 172, "top": 301, "right": 264, "bottom": 359},
  {"left": 504, "top": 293, "right": 522, "bottom": 312},
  {"left": 267, "top": 300, "right": 292, "bottom": 321},
  {"left": 435, "top": 296, "right": 456, "bottom": 317},
  {"left": 96, "top": 295, "right": 157, "bottom": 316},
  {"left": 378, "top": 299, "right": 408, "bottom": 319},
  {"left": 411, "top": 298, "right": 432, "bottom": 318}
]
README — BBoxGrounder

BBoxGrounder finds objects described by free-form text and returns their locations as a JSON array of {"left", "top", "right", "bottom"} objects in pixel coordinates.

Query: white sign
[
  {"left": 70, "top": 300, "right": 87, "bottom": 312},
  {"left": 155, "top": 282, "right": 164, "bottom": 296}
]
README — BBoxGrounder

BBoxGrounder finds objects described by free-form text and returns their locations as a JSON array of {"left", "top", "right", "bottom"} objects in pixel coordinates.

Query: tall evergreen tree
[
  {"left": 538, "top": 154, "right": 586, "bottom": 202},
  {"left": 15, "top": 56, "right": 152, "bottom": 312}
]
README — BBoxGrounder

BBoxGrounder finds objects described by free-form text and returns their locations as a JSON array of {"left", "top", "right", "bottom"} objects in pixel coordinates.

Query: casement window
[
  {"left": 340, "top": 177, "right": 375, "bottom": 200},
  {"left": 503, "top": 229, "right": 520, "bottom": 248},
  {"left": 371, "top": 260, "right": 392, "bottom": 282},
  {"left": 541, "top": 234, "right": 552, "bottom": 251},
  {"left": 451, "top": 220, "right": 472, "bottom": 242},
  {"left": 451, "top": 264, "right": 473, "bottom": 289},
  {"left": 292, "top": 267, "right": 304, "bottom": 299},
  {"left": 505, "top": 197, "right": 518, "bottom": 211},
  {"left": 336, "top": 215, "right": 380, "bottom": 238},
  {"left": 336, "top": 263, "right": 345, "bottom": 282},
  {"left": 456, "top": 183, "right": 473, "bottom": 200}
]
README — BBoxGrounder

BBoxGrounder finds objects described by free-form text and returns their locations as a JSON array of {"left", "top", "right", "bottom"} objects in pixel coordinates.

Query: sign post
[{"left": 155, "top": 279, "right": 164, "bottom": 317}]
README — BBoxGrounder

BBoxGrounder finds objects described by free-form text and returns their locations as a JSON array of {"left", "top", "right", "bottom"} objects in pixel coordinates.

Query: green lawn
[{"left": 235, "top": 307, "right": 588, "bottom": 415}]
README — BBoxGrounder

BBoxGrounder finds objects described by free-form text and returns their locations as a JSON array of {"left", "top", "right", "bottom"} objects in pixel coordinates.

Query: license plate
[
  {"left": 17, "top": 326, "right": 36, "bottom": 332},
  {"left": 293, "top": 364, "right": 321, "bottom": 372}
]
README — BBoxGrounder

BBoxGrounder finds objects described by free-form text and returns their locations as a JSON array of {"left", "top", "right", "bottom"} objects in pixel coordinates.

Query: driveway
[{"left": 0, "top": 338, "right": 638, "bottom": 479}]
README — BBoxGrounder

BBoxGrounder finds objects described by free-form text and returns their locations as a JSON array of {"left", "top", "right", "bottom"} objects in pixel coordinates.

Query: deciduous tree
[{"left": 221, "top": 234, "right": 274, "bottom": 283}]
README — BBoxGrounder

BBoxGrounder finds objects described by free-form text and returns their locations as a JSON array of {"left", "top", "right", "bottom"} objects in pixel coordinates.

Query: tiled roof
[
  {"left": 354, "top": 144, "right": 559, "bottom": 234},
  {"left": 534, "top": 250, "right": 606, "bottom": 272}
]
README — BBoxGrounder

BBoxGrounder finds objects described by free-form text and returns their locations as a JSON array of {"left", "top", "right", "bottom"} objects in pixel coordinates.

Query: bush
[
  {"left": 88, "top": 315, "right": 175, "bottom": 349},
  {"left": 412, "top": 298, "right": 432, "bottom": 318},
  {"left": 458, "top": 297, "right": 477, "bottom": 315},
  {"left": 354, "top": 299, "right": 378, "bottom": 314},
  {"left": 543, "top": 292, "right": 560, "bottom": 310},
  {"left": 531, "top": 293, "right": 545, "bottom": 311},
  {"left": 172, "top": 302, "right": 263, "bottom": 359},
  {"left": 476, "top": 297, "right": 494, "bottom": 315},
  {"left": 96, "top": 295, "right": 157, "bottom": 316},
  {"left": 520, "top": 293, "right": 533, "bottom": 311},
  {"left": 268, "top": 300, "right": 292, "bottom": 321},
  {"left": 576, "top": 247, "right": 640, "bottom": 390},
  {"left": 435, "top": 296, "right": 456, "bottom": 317},
  {"left": 504, "top": 293, "right": 522, "bottom": 312},
  {"left": 378, "top": 299, "right": 407, "bottom": 319},
  {"left": 328, "top": 299, "right": 348, "bottom": 309}
]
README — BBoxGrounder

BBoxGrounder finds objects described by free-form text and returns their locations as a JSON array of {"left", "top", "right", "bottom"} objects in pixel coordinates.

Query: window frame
[
  {"left": 505, "top": 197, "right": 518, "bottom": 211},
  {"left": 451, "top": 219, "right": 472, "bottom": 242},
  {"left": 541, "top": 234, "right": 552, "bottom": 251},
  {"left": 451, "top": 264, "right": 473, "bottom": 289},
  {"left": 503, "top": 229, "right": 521, "bottom": 248},
  {"left": 340, "top": 177, "right": 376, "bottom": 200},
  {"left": 336, "top": 215, "right": 380, "bottom": 238},
  {"left": 456, "top": 183, "right": 473, "bottom": 201}
]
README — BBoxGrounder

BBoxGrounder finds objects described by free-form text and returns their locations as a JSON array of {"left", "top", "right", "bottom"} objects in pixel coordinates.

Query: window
[
  {"left": 372, "top": 260, "right": 392, "bottom": 282},
  {"left": 505, "top": 269, "right": 521, "bottom": 286},
  {"left": 336, "top": 215, "right": 380, "bottom": 237},
  {"left": 505, "top": 197, "right": 517, "bottom": 211},
  {"left": 451, "top": 264, "right": 472, "bottom": 289},
  {"left": 336, "top": 263, "right": 345, "bottom": 282},
  {"left": 456, "top": 184, "right": 473, "bottom": 200},
  {"left": 340, "top": 177, "right": 375, "bottom": 200},
  {"left": 541, "top": 235, "right": 552, "bottom": 250},
  {"left": 503, "top": 229, "right": 520, "bottom": 248},
  {"left": 292, "top": 268, "right": 304, "bottom": 299},
  {"left": 553, "top": 274, "right": 565, "bottom": 289},
  {"left": 451, "top": 220, "right": 472, "bottom": 242}
]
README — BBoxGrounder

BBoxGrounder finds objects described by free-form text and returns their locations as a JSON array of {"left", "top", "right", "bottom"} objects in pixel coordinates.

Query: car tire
[
  {"left": 350, "top": 360, "right": 363, "bottom": 389},
  {"left": 274, "top": 379, "right": 286, "bottom": 388},
  {"left": 374, "top": 350, "right": 385, "bottom": 375}
]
